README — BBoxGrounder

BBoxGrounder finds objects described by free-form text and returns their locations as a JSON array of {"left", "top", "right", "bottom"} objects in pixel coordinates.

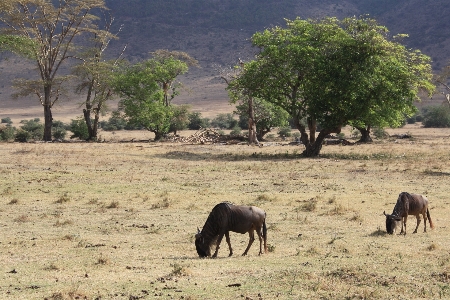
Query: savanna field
[{"left": 0, "top": 125, "right": 449, "bottom": 299}]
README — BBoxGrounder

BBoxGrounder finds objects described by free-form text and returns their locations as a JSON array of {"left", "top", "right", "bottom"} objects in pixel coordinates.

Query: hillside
[{"left": 1, "top": 0, "right": 449, "bottom": 123}]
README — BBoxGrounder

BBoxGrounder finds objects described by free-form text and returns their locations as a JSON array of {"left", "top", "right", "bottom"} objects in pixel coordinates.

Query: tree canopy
[
  {"left": 229, "top": 16, "right": 434, "bottom": 156},
  {"left": 114, "top": 51, "right": 196, "bottom": 140}
]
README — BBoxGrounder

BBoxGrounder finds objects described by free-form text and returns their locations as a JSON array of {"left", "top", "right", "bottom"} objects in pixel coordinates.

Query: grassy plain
[{"left": 0, "top": 124, "right": 450, "bottom": 299}]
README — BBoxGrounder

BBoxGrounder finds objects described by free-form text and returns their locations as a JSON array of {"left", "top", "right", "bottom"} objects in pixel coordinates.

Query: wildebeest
[
  {"left": 384, "top": 192, "right": 434, "bottom": 235},
  {"left": 195, "top": 202, "right": 267, "bottom": 258}
]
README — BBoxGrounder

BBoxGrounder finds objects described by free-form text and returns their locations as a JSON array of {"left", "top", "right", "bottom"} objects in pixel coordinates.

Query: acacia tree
[
  {"left": 230, "top": 16, "right": 434, "bottom": 156},
  {"left": 72, "top": 14, "right": 125, "bottom": 141},
  {"left": 218, "top": 60, "right": 260, "bottom": 145},
  {"left": 0, "top": 34, "right": 36, "bottom": 57},
  {"left": 0, "top": 0, "right": 107, "bottom": 141}
]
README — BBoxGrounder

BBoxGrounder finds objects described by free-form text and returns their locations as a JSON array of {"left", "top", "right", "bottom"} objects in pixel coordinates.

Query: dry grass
[{"left": 0, "top": 125, "right": 450, "bottom": 299}]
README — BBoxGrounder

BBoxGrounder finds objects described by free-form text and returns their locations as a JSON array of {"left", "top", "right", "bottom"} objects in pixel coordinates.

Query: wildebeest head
[
  {"left": 195, "top": 228, "right": 210, "bottom": 258},
  {"left": 384, "top": 211, "right": 402, "bottom": 234}
]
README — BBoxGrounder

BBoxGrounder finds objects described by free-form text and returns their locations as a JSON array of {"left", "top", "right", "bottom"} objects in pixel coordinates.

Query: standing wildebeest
[
  {"left": 195, "top": 202, "right": 267, "bottom": 258},
  {"left": 384, "top": 192, "right": 434, "bottom": 235}
]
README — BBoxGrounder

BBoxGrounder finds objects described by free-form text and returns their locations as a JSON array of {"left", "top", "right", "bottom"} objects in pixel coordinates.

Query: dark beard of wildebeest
[
  {"left": 195, "top": 202, "right": 267, "bottom": 258},
  {"left": 384, "top": 192, "right": 434, "bottom": 235}
]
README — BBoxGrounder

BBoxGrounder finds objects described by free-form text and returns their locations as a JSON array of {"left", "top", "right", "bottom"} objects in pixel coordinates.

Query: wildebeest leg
[
  {"left": 256, "top": 227, "right": 264, "bottom": 255},
  {"left": 242, "top": 230, "right": 255, "bottom": 256},
  {"left": 401, "top": 216, "right": 407, "bottom": 235},
  {"left": 422, "top": 211, "right": 427, "bottom": 232},
  {"left": 212, "top": 233, "right": 225, "bottom": 258},
  {"left": 413, "top": 215, "right": 421, "bottom": 233},
  {"left": 225, "top": 232, "right": 233, "bottom": 257}
]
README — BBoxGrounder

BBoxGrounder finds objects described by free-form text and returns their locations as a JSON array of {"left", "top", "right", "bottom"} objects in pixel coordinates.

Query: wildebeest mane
[
  {"left": 196, "top": 202, "right": 232, "bottom": 256},
  {"left": 392, "top": 192, "right": 410, "bottom": 218}
]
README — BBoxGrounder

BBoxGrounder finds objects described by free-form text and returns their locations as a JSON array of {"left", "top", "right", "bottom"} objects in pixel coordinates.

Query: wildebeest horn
[
  {"left": 195, "top": 227, "right": 202, "bottom": 239},
  {"left": 383, "top": 211, "right": 388, "bottom": 216}
]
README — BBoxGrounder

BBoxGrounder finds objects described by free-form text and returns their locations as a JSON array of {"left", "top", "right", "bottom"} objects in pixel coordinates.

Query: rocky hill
[{"left": 105, "top": 0, "right": 450, "bottom": 69}]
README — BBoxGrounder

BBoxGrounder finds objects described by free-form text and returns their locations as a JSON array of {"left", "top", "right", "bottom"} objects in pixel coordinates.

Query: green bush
[
  {"left": 229, "top": 126, "right": 242, "bottom": 136},
  {"left": 52, "top": 127, "right": 67, "bottom": 140},
  {"left": 278, "top": 126, "right": 292, "bottom": 138},
  {"left": 373, "top": 127, "right": 388, "bottom": 139},
  {"left": 422, "top": 106, "right": 450, "bottom": 128},
  {"left": 351, "top": 128, "right": 361, "bottom": 139},
  {"left": 70, "top": 118, "right": 89, "bottom": 140},
  {"left": 210, "top": 113, "right": 237, "bottom": 129},
  {"left": 52, "top": 120, "right": 67, "bottom": 140},
  {"left": 15, "top": 129, "right": 32, "bottom": 142},
  {"left": 99, "top": 111, "right": 129, "bottom": 131},
  {"left": 188, "top": 112, "right": 210, "bottom": 130},
  {"left": 1, "top": 117, "right": 12, "bottom": 124},
  {"left": 0, "top": 125, "right": 15, "bottom": 141},
  {"left": 16, "top": 119, "right": 44, "bottom": 141}
]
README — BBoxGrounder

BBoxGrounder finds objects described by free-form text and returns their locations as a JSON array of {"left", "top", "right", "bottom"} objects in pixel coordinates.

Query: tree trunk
[
  {"left": 302, "top": 130, "right": 329, "bottom": 157},
  {"left": 357, "top": 126, "right": 373, "bottom": 143},
  {"left": 302, "top": 127, "right": 341, "bottom": 157},
  {"left": 92, "top": 112, "right": 99, "bottom": 140},
  {"left": 257, "top": 128, "right": 270, "bottom": 141},
  {"left": 154, "top": 131, "right": 164, "bottom": 141},
  {"left": 247, "top": 96, "right": 259, "bottom": 145},
  {"left": 43, "top": 84, "right": 53, "bottom": 141},
  {"left": 83, "top": 108, "right": 93, "bottom": 140},
  {"left": 292, "top": 116, "right": 309, "bottom": 146},
  {"left": 83, "top": 82, "right": 95, "bottom": 140},
  {"left": 307, "top": 117, "right": 317, "bottom": 144},
  {"left": 43, "top": 104, "right": 53, "bottom": 141}
]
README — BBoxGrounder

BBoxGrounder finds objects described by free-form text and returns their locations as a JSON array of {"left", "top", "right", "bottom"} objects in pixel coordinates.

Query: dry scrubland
[{"left": 0, "top": 125, "right": 450, "bottom": 299}]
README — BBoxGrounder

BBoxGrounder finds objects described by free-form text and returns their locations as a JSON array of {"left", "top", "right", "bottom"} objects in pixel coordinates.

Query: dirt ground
[{"left": 0, "top": 125, "right": 449, "bottom": 299}]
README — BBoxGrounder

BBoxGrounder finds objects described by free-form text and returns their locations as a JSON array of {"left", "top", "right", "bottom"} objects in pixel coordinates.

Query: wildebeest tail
[
  {"left": 427, "top": 208, "right": 434, "bottom": 229},
  {"left": 262, "top": 216, "right": 267, "bottom": 253}
]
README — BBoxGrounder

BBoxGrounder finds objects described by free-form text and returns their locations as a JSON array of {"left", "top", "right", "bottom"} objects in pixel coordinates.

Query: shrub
[
  {"left": 17, "top": 119, "right": 44, "bottom": 141},
  {"left": 278, "top": 126, "right": 292, "bottom": 138},
  {"left": 422, "top": 105, "right": 450, "bottom": 128},
  {"left": 211, "top": 113, "right": 237, "bottom": 129},
  {"left": 188, "top": 112, "right": 210, "bottom": 130},
  {"left": 229, "top": 126, "right": 242, "bottom": 136},
  {"left": 52, "top": 120, "right": 67, "bottom": 140},
  {"left": 373, "top": 127, "right": 388, "bottom": 139},
  {"left": 1, "top": 117, "right": 12, "bottom": 124},
  {"left": 70, "top": 117, "right": 89, "bottom": 140},
  {"left": 15, "top": 129, "right": 31, "bottom": 142},
  {"left": 100, "top": 111, "right": 129, "bottom": 131},
  {"left": 406, "top": 113, "right": 421, "bottom": 124},
  {"left": 0, "top": 125, "right": 15, "bottom": 141},
  {"left": 351, "top": 128, "right": 361, "bottom": 139},
  {"left": 169, "top": 105, "right": 190, "bottom": 134}
]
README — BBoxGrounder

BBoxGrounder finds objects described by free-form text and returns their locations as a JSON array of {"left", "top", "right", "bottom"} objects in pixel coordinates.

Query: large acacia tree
[
  {"left": 0, "top": 0, "right": 107, "bottom": 141},
  {"left": 229, "top": 16, "right": 434, "bottom": 156}
]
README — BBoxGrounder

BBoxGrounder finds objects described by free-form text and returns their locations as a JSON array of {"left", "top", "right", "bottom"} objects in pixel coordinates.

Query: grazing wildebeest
[
  {"left": 384, "top": 192, "right": 434, "bottom": 235},
  {"left": 195, "top": 202, "right": 267, "bottom": 258}
]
